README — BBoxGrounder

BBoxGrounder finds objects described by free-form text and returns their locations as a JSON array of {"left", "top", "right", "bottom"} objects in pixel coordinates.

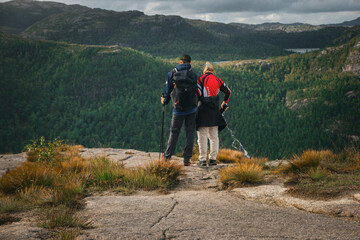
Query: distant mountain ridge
[
  {"left": 231, "top": 17, "right": 360, "bottom": 33},
  {"left": 329, "top": 17, "right": 360, "bottom": 27},
  {"left": 0, "top": 0, "right": 89, "bottom": 33},
  {"left": 1, "top": 0, "right": 358, "bottom": 60}
]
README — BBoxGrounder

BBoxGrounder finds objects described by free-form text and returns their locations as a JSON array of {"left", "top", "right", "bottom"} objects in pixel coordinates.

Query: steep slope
[
  {"left": 0, "top": 32, "right": 173, "bottom": 153},
  {"left": 214, "top": 35, "right": 360, "bottom": 157},
  {"left": 1, "top": 32, "right": 359, "bottom": 158}
]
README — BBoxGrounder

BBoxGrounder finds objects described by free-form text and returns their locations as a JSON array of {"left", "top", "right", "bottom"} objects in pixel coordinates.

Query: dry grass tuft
[
  {"left": 324, "top": 146, "right": 360, "bottom": 172},
  {"left": 217, "top": 149, "right": 244, "bottom": 163},
  {"left": 239, "top": 157, "right": 269, "bottom": 167},
  {"left": 145, "top": 160, "right": 184, "bottom": 187},
  {"left": 85, "top": 157, "right": 125, "bottom": 189},
  {"left": 0, "top": 162, "right": 58, "bottom": 195},
  {"left": 278, "top": 148, "right": 360, "bottom": 199},
  {"left": 279, "top": 150, "right": 334, "bottom": 174},
  {"left": 219, "top": 161, "right": 263, "bottom": 187}
]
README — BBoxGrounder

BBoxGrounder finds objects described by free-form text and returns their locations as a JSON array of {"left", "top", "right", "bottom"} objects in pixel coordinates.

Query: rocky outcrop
[
  {"left": 0, "top": 152, "right": 26, "bottom": 176},
  {"left": 343, "top": 40, "right": 360, "bottom": 76},
  {"left": 286, "top": 98, "right": 317, "bottom": 110}
]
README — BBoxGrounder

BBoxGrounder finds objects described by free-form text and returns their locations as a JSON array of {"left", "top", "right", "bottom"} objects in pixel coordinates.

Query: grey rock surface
[
  {"left": 233, "top": 185, "right": 360, "bottom": 221},
  {"left": 77, "top": 190, "right": 360, "bottom": 240},
  {"left": 0, "top": 221, "right": 50, "bottom": 240},
  {"left": 79, "top": 148, "right": 160, "bottom": 168},
  {"left": 0, "top": 152, "right": 27, "bottom": 176}
]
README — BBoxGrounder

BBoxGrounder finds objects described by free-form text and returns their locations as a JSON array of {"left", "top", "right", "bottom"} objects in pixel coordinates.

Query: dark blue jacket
[{"left": 163, "top": 63, "right": 199, "bottom": 115}]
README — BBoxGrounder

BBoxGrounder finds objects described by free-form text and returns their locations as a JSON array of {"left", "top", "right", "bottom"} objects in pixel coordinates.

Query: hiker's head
[
  {"left": 179, "top": 54, "right": 191, "bottom": 64},
  {"left": 203, "top": 62, "right": 215, "bottom": 74}
]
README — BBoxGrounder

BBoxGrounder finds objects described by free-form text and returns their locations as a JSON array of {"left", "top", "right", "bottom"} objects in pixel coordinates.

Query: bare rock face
[
  {"left": 79, "top": 148, "right": 159, "bottom": 168},
  {"left": 233, "top": 185, "right": 360, "bottom": 221},
  {"left": 286, "top": 98, "right": 317, "bottom": 110},
  {"left": 0, "top": 221, "right": 50, "bottom": 240},
  {"left": 77, "top": 190, "right": 360, "bottom": 240},
  {"left": 343, "top": 40, "right": 360, "bottom": 76},
  {"left": 0, "top": 152, "right": 27, "bottom": 176}
]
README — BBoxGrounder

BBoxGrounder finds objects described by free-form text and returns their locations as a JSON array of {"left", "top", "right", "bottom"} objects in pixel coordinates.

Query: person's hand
[
  {"left": 161, "top": 96, "right": 165, "bottom": 105},
  {"left": 221, "top": 101, "right": 228, "bottom": 111}
]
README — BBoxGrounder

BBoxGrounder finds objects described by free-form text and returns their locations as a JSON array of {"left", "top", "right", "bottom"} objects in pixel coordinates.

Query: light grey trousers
[{"left": 197, "top": 126, "right": 219, "bottom": 161}]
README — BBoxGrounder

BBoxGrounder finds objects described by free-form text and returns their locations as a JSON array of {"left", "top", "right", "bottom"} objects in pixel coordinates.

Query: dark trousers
[{"left": 164, "top": 112, "right": 196, "bottom": 161}]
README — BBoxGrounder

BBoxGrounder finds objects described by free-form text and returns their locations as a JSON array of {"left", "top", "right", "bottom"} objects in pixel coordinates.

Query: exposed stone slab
[
  {"left": 77, "top": 191, "right": 360, "bottom": 240},
  {"left": 233, "top": 185, "right": 360, "bottom": 221}
]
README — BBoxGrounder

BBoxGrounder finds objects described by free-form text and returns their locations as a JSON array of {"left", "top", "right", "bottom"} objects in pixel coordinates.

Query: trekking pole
[
  {"left": 159, "top": 93, "right": 165, "bottom": 160},
  {"left": 221, "top": 104, "right": 251, "bottom": 159}
]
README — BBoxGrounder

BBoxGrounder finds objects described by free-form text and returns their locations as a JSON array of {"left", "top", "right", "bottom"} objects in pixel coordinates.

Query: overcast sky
[{"left": 3, "top": 0, "right": 360, "bottom": 25}]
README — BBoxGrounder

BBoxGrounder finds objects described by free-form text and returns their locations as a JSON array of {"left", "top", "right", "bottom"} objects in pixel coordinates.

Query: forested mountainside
[
  {"left": 0, "top": 0, "right": 353, "bottom": 60},
  {"left": 0, "top": 0, "right": 88, "bottom": 34},
  {"left": 1, "top": 32, "right": 359, "bottom": 158}
]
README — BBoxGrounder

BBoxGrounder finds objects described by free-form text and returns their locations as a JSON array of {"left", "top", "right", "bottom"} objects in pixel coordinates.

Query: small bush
[
  {"left": 25, "top": 136, "right": 64, "bottom": 163},
  {"left": 217, "top": 149, "right": 243, "bottom": 163},
  {"left": 219, "top": 162, "right": 263, "bottom": 187}
]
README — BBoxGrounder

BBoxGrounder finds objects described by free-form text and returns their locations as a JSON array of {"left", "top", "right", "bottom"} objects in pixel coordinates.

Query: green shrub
[{"left": 25, "top": 136, "right": 64, "bottom": 163}]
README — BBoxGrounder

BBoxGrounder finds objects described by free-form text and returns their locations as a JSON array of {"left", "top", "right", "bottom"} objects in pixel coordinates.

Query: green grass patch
[{"left": 41, "top": 206, "right": 90, "bottom": 229}]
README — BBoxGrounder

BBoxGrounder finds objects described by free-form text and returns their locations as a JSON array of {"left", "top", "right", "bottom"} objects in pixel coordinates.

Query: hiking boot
[
  {"left": 184, "top": 159, "right": 191, "bottom": 166},
  {"left": 197, "top": 160, "right": 207, "bottom": 167},
  {"left": 209, "top": 159, "right": 217, "bottom": 166}
]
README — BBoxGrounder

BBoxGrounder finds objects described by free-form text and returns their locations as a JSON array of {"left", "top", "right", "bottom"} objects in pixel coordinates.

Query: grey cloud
[
  {"left": 24, "top": 0, "right": 360, "bottom": 14},
  {"left": 1, "top": 0, "right": 359, "bottom": 24}
]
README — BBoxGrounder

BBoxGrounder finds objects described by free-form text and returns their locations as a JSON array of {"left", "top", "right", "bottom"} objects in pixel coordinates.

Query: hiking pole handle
[
  {"left": 161, "top": 93, "right": 165, "bottom": 112},
  {"left": 160, "top": 93, "right": 165, "bottom": 160}
]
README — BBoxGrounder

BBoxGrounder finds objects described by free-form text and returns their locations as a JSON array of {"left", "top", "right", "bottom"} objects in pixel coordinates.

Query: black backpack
[{"left": 170, "top": 68, "right": 198, "bottom": 111}]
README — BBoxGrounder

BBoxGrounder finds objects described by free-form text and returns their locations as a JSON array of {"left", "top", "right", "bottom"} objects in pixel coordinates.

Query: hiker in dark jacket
[
  {"left": 161, "top": 54, "right": 200, "bottom": 166},
  {"left": 196, "top": 62, "right": 231, "bottom": 166}
]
